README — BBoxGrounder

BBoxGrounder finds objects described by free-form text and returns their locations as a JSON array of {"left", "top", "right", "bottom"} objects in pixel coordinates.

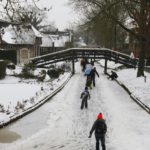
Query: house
[
  {"left": 0, "top": 19, "right": 73, "bottom": 64},
  {"left": 0, "top": 23, "right": 42, "bottom": 65},
  {"left": 40, "top": 34, "right": 54, "bottom": 55},
  {"left": 40, "top": 31, "right": 72, "bottom": 55}
]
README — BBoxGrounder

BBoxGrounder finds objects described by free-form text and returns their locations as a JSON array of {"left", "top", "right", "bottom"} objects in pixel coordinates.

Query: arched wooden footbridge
[{"left": 30, "top": 48, "right": 138, "bottom": 74}]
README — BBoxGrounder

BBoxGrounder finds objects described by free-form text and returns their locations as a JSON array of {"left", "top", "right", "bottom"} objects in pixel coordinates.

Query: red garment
[{"left": 97, "top": 113, "right": 103, "bottom": 119}]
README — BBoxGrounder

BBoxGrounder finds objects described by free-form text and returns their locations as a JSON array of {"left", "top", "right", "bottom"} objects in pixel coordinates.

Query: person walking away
[
  {"left": 84, "top": 63, "right": 93, "bottom": 76},
  {"left": 86, "top": 74, "right": 92, "bottom": 89},
  {"left": 80, "top": 87, "right": 90, "bottom": 109},
  {"left": 80, "top": 58, "right": 86, "bottom": 72},
  {"left": 84, "top": 63, "right": 93, "bottom": 89},
  {"left": 90, "top": 67, "right": 99, "bottom": 87},
  {"left": 89, "top": 113, "right": 107, "bottom": 150}
]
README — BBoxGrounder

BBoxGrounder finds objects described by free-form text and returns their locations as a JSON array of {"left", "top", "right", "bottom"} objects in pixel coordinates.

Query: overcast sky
[
  {"left": 37, "top": 0, "right": 79, "bottom": 30},
  {"left": 0, "top": 0, "right": 79, "bottom": 30}
]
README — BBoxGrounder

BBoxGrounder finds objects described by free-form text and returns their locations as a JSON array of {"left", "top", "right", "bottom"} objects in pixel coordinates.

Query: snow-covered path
[{"left": 1, "top": 63, "right": 150, "bottom": 150}]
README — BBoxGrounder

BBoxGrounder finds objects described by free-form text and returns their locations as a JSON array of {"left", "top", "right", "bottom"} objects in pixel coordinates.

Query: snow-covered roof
[
  {"left": 50, "top": 35, "right": 70, "bottom": 47},
  {"left": 40, "top": 34, "right": 53, "bottom": 47},
  {"left": 39, "top": 25, "right": 57, "bottom": 33},
  {"left": 1, "top": 25, "right": 42, "bottom": 45},
  {"left": 31, "top": 26, "right": 43, "bottom": 38},
  {"left": 36, "top": 32, "right": 70, "bottom": 48}
]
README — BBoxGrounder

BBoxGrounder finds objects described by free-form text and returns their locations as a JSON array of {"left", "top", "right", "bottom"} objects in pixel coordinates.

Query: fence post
[
  {"left": 144, "top": 76, "right": 146, "bottom": 83},
  {"left": 104, "top": 59, "right": 108, "bottom": 74},
  {"left": 72, "top": 50, "right": 75, "bottom": 74}
]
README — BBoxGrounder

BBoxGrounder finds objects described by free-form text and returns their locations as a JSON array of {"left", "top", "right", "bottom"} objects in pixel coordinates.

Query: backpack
[
  {"left": 81, "top": 90, "right": 89, "bottom": 99},
  {"left": 95, "top": 120, "right": 106, "bottom": 135}
]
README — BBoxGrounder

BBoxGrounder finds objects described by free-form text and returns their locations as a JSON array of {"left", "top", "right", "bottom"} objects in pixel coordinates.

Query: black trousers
[
  {"left": 92, "top": 76, "right": 96, "bottom": 86},
  {"left": 80, "top": 98, "right": 88, "bottom": 109},
  {"left": 95, "top": 134, "right": 106, "bottom": 150}
]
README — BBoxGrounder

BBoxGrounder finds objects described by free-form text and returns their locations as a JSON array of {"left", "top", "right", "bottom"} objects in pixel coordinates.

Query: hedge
[{"left": 0, "top": 60, "right": 6, "bottom": 79}]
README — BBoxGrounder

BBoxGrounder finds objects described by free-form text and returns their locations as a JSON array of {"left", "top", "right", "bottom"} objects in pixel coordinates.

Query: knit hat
[{"left": 97, "top": 113, "right": 103, "bottom": 119}]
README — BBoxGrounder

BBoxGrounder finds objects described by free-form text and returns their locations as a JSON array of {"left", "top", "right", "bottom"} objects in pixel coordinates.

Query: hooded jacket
[
  {"left": 89, "top": 113, "right": 107, "bottom": 136},
  {"left": 90, "top": 67, "right": 99, "bottom": 78},
  {"left": 80, "top": 89, "right": 90, "bottom": 100}
]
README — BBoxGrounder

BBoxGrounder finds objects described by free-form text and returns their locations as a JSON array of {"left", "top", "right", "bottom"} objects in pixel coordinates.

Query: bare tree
[
  {"left": 69, "top": 0, "right": 150, "bottom": 77},
  {"left": 0, "top": 0, "right": 51, "bottom": 29},
  {"left": 13, "top": 5, "right": 48, "bottom": 30}
]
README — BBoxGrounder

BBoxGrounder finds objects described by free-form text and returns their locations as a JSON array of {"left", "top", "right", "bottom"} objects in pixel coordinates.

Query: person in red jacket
[{"left": 89, "top": 113, "right": 107, "bottom": 150}]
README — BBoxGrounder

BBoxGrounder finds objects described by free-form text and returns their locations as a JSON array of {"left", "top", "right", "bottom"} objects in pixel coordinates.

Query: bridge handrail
[{"left": 30, "top": 48, "right": 138, "bottom": 68}]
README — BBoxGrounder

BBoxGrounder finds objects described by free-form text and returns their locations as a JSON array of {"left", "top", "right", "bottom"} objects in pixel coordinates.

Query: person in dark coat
[
  {"left": 80, "top": 58, "right": 86, "bottom": 72},
  {"left": 80, "top": 87, "right": 90, "bottom": 109},
  {"left": 86, "top": 74, "right": 92, "bottom": 89},
  {"left": 90, "top": 67, "right": 99, "bottom": 87},
  {"left": 108, "top": 70, "right": 118, "bottom": 80},
  {"left": 89, "top": 113, "right": 107, "bottom": 150}
]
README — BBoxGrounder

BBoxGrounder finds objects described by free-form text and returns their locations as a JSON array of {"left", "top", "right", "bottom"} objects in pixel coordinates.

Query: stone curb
[
  {"left": 97, "top": 60, "right": 150, "bottom": 114},
  {"left": 106, "top": 72, "right": 150, "bottom": 114},
  {"left": 115, "top": 79, "right": 150, "bottom": 114}
]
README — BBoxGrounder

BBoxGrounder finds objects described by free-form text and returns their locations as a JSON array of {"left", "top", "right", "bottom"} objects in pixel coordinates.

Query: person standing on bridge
[
  {"left": 90, "top": 67, "right": 99, "bottom": 87},
  {"left": 80, "top": 86, "right": 90, "bottom": 109},
  {"left": 89, "top": 113, "right": 107, "bottom": 150}
]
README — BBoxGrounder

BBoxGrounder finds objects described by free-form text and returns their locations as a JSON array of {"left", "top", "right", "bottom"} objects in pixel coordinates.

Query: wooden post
[
  {"left": 144, "top": 76, "right": 146, "bottom": 83},
  {"left": 52, "top": 42, "right": 55, "bottom": 52},
  {"left": 72, "top": 51, "right": 75, "bottom": 74},
  {"left": 104, "top": 59, "right": 108, "bottom": 74}
]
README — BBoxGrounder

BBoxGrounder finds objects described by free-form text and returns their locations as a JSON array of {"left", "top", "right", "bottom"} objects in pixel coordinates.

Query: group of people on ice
[
  {"left": 80, "top": 59, "right": 99, "bottom": 109},
  {"left": 80, "top": 58, "right": 107, "bottom": 150},
  {"left": 80, "top": 58, "right": 99, "bottom": 109},
  {"left": 81, "top": 58, "right": 100, "bottom": 89}
]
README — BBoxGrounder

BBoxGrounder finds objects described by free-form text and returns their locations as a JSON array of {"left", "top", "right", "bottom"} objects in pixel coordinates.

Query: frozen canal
[{"left": 0, "top": 63, "right": 150, "bottom": 150}]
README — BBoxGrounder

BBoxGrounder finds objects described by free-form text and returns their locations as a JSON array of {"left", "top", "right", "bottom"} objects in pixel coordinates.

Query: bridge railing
[{"left": 30, "top": 48, "right": 138, "bottom": 68}]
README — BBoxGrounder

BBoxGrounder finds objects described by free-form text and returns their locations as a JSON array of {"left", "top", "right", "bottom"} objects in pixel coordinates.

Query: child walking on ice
[{"left": 80, "top": 86, "right": 90, "bottom": 109}]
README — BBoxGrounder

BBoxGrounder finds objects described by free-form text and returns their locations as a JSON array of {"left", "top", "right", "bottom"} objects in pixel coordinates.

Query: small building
[
  {"left": 40, "top": 32, "right": 72, "bottom": 55},
  {"left": 0, "top": 24, "right": 42, "bottom": 65},
  {"left": 0, "top": 19, "right": 73, "bottom": 64},
  {"left": 40, "top": 34, "right": 54, "bottom": 55}
]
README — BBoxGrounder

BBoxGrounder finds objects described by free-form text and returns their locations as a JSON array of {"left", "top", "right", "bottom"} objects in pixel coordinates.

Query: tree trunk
[{"left": 137, "top": 39, "right": 146, "bottom": 77}]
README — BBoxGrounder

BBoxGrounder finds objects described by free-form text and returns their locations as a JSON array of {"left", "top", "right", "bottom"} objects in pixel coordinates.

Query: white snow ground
[
  {"left": 0, "top": 65, "right": 71, "bottom": 124},
  {"left": 0, "top": 61, "right": 150, "bottom": 150}
]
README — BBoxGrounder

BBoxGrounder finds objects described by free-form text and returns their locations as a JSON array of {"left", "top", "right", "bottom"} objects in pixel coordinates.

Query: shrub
[
  {"left": 24, "top": 62, "right": 36, "bottom": 71},
  {"left": 47, "top": 69, "right": 60, "bottom": 79},
  {"left": 49, "top": 65, "right": 55, "bottom": 69},
  {"left": 60, "top": 62, "right": 71, "bottom": 72},
  {"left": 37, "top": 70, "right": 46, "bottom": 81},
  {"left": 57, "top": 68, "right": 64, "bottom": 74},
  {"left": 7, "top": 62, "right": 16, "bottom": 69},
  {"left": 20, "top": 62, "right": 36, "bottom": 79},
  {"left": 0, "top": 60, "right": 6, "bottom": 79}
]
